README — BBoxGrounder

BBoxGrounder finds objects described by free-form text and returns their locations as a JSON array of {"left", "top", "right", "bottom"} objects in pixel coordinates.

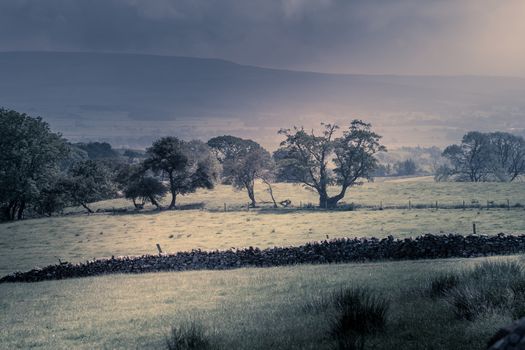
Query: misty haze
[{"left": 1, "top": 1, "right": 525, "bottom": 350}]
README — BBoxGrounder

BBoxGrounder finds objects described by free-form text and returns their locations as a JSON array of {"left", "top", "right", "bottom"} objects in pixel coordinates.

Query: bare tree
[
  {"left": 488, "top": 132, "right": 525, "bottom": 181},
  {"left": 442, "top": 132, "right": 492, "bottom": 182},
  {"left": 440, "top": 131, "right": 524, "bottom": 182}
]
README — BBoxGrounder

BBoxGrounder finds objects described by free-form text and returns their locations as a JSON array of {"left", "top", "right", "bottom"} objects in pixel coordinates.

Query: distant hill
[{"left": 1, "top": 51, "right": 524, "bottom": 149}]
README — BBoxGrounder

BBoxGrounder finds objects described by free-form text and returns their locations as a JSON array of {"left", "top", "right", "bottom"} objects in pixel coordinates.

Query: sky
[{"left": 1, "top": 0, "right": 525, "bottom": 76}]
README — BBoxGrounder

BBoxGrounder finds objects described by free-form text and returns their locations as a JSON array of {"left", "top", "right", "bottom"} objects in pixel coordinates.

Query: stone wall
[{"left": 2, "top": 233, "right": 525, "bottom": 283}]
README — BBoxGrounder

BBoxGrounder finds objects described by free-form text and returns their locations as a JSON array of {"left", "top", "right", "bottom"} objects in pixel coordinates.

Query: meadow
[
  {"left": 1, "top": 177, "right": 524, "bottom": 275},
  {"left": 1, "top": 178, "right": 525, "bottom": 349},
  {"left": 0, "top": 256, "right": 520, "bottom": 350}
]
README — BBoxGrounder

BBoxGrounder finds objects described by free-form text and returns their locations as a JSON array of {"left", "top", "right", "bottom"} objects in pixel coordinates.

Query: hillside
[{"left": 1, "top": 51, "right": 525, "bottom": 148}]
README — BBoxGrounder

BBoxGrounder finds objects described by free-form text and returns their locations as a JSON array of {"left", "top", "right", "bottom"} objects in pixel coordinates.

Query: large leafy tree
[
  {"left": 60, "top": 160, "right": 117, "bottom": 213},
  {"left": 145, "top": 137, "right": 219, "bottom": 209},
  {"left": 208, "top": 136, "right": 273, "bottom": 207},
  {"left": 0, "top": 109, "right": 69, "bottom": 220},
  {"left": 277, "top": 120, "right": 385, "bottom": 208}
]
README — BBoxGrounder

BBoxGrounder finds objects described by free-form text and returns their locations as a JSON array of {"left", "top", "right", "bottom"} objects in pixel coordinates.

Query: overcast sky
[{"left": 1, "top": 0, "right": 525, "bottom": 76}]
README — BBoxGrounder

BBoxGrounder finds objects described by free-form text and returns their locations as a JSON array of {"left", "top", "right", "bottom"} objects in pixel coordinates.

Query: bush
[
  {"left": 329, "top": 287, "right": 389, "bottom": 350},
  {"left": 166, "top": 322, "right": 213, "bottom": 350}
]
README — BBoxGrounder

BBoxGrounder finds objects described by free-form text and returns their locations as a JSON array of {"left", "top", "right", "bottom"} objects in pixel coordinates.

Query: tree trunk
[
  {"left": 246, "top": 182, "right": 256, "bottom": 208},
  {"left": 149, "top": 195, "right": 161, "bottom": 210},
  {"left": 168, "top": 172, "right": 177, "bottom": 209},
  {"left": 16, "top": 201, "right": 25, "bottom": 220},
  {"left": 81, "top": 202, "right": 94, "bottom": 214},
  {"left": 263, "top": 179, "right": 278, "bottom": 208},
  {"left": 327, "top": 186, "right": 348, "bottom": 208},
  {"left": 168, "top": 193, "right": 177, "bottom": 209},
  {"left": 6, "top": 200, "right": 17, "bottom": 220},
  {"left": 318, "top": 189, "right": 329, "bottom": 209}
]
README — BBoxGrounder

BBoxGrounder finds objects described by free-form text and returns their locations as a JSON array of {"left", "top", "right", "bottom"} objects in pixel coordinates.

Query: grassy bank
[{"left": 0, "top": 256, "right": 519, "bottom": 349}]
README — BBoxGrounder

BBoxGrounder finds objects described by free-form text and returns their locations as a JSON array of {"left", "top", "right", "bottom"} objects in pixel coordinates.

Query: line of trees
[
  {"left": 437, "top": 131, "right": 525, "bottom": 182},
  {"left": 1, "top": 108, "right": 386, "bottom": 220}
]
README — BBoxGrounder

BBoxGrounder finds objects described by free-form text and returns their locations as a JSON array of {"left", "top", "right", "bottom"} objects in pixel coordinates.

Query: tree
[
  {"left": 124, "top": 174, "right": 166, "bottom": 209},
  {"left": 0, "top": 109, "right": 69, "bottom": 220},
  {"left": 393, "top": 159, "right": 417, "bottom": 176},
  {"left": 208, "top": 136, "right": 273, "bottom": 207},
  {"left": 145, "top": 137, "right": 219, "bottom": 209},
  {"left": 32, "top": 179, "right": 69, "bottom": 217},
  {"left": 441, "top": 132, "right": 492, "bottom": 182},
  {"left": 277, "top": 120, "right": 385, "bottom": 208},
  {"left": 74, "top": 142, "right": 119, "bottom": 160},
  {"left": 61, "top": 160, "right": 117, "bottom": 213},
  {"left": 487, "top": 132, "right": 525, "bottom": 181}
]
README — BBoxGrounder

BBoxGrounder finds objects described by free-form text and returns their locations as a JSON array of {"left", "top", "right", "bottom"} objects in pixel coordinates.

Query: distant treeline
[
  {"left": 436, "top": 131, "right": 525, "bottom": 182},
  {"left": 1, "top": 108, "right": 524, "bottom": 221}
]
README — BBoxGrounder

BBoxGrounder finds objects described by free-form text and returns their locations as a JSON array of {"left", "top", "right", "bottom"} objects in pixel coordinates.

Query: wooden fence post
[
  {"left": 472, "top": 223, "right": 477, "bottom": 235},
  {"left": 156, "top": 243, "right": 163, "bottom": 255}
]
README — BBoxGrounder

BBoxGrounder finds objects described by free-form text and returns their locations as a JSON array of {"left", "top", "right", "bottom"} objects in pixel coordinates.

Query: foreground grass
[
  {"left": 1, "top": 208, "right": 524, "bottom": 275},
  {"left": 0, "top": 256, "right": 519, "bottom": 349}
]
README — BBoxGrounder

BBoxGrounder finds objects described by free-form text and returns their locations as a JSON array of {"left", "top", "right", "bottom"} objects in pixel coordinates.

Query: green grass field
[
  {"left": 1, "top": 178, "right": 524, "bottom": 275},
  {"left": 0, "top": 256, "right": 519, "bottom": 350},
  {"left": 1, "top": 178, "right": 525, "bottom": 349}
]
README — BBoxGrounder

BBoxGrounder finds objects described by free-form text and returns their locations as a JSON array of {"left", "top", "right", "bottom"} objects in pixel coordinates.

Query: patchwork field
[
  {"left": 0, "top": 256, "right": 519, "bottom": 350},
  {"left": 1, "top": 178, "right": 524, "bottom": 275}
]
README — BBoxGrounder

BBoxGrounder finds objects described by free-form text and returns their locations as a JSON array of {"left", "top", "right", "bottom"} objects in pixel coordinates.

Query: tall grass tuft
[
  {"left": 427, "top": 273, "right": 460, "bottom": 298},
  {"left": 166, "top": 322, "right": 213, "bottom": 350},
  {"left": 429, "top": 260, "right": 525, "bottom": 321},
  {"left": 329, "top": 287, "right": 389, "bottom": 350}
]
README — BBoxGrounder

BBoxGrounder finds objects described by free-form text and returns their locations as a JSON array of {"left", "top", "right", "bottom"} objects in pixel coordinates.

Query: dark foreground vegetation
[
  {"left": 162, "top": 261, "right": 525, "bottom": 350},
  {"left": 3, "top": 233, "right": 525, "bottom": 283}
]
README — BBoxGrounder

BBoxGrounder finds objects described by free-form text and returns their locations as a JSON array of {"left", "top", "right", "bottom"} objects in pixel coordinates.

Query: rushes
[
  {"left": 328, "top": 287, "right": 389, "bottom": 350},
  {"left": 166, "top": 322, "right": 213, "bottom": 350},
  {"left": 427, "top": 260, "right": 525, "bottom": 321}
]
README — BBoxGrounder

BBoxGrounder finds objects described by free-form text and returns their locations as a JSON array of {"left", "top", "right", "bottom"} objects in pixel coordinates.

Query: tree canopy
[
  {"left": 277, "top": 120, "right": 385, "bottom": 208},
  {"left": 0, "top": 109, "right": 69, "bottom": 220},
  {"left": 438, "top": 131, "right": 525, "bottom": 182},
  {"left": 208, "top": 135, "right": 273, "bottom": 207},
  {"left": 145, "top": 137, "right": 219, "bottom": 209}
]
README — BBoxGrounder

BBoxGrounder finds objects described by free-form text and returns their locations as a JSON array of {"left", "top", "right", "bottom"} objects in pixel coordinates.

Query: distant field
[
  {"left": 1, "top": 178, "right": 524, "bottom": 275},
  {"left": 0, "top": 256, "right": 517, "bottom": 350},
  {"left": 70, "top": 176, "right": 525, "bottom": 212}
]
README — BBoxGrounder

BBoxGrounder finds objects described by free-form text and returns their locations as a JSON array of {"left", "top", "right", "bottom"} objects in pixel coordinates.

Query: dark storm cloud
[{"left": 1, "top": 0, "right": 524, "bottom": 75}]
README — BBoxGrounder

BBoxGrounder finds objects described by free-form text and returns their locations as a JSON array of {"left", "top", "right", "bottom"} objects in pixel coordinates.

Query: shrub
[
  {"left": 166, "top": 322, "right": 213, "bottom": 350},
  {"left": 329, "top": 287, "right": 389, "bottom": 350}
]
